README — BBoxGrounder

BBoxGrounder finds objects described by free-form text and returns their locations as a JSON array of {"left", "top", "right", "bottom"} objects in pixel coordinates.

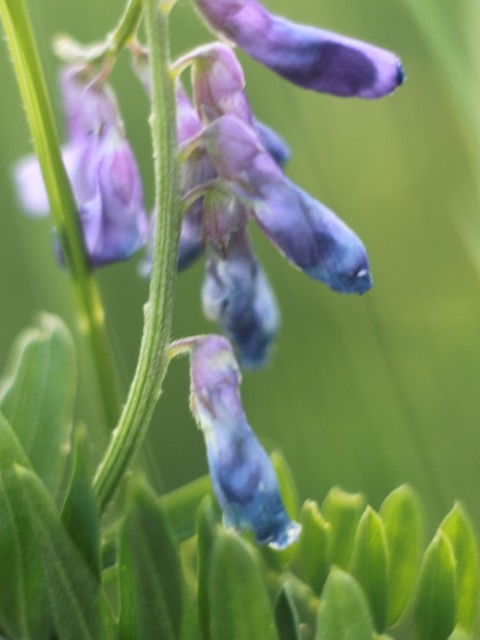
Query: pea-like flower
[
  {"left": 202, "top": 193, "right": 279, "bottom": 368},
  {"left": 194, "top": 0, "right": 404, "bottom": 98},
  {"left": 199, "top": 114, "right": 371, "bottom": 294},
  {"left": 185, "top": 334, "right": 300, "bottom": 548},
  {"left": 14, "top": 68, "right": 148, "bottom": 267}
]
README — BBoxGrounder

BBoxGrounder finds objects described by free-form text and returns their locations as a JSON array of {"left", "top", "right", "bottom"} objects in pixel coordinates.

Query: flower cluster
[{"left": 13, "top": 0, "right": 403, "bottom": 547}]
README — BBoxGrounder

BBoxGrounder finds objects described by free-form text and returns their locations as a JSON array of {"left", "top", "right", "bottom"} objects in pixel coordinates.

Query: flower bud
[
  {"left": 189, "top": 335, "right": 300, "bottom": 548},
  {"left": 194, "top": 0, "right": 404, "bottom": 98}
]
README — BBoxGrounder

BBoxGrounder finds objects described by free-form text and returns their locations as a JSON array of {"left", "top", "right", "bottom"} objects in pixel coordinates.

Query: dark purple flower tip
[
  {"left": 195, "top": 0, "right": 404, "bottom": 98},
  {"left": 202, "top": 216, "right": 280, "bottom": 368},
  {"left": 254, "top": 120, "right": 291, "bottom": 167},
  {"left": 189, "top": 335, "right": 300, "bottom": 548}
]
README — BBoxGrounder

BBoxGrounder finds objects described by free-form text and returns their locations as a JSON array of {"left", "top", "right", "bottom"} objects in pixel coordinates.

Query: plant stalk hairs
[{"left": 0, "top": 0, "right": 477, "bottom": 639}]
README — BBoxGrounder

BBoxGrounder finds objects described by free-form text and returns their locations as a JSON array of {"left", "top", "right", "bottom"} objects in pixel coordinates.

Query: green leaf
[
  {"left": 294, "top": 500, "right": 331, "bottom": 595},
  {"left": 447, "top": 627, "right": 473, "bottom": 640},
  {"left": 18, "top": 465, "right": 116, "bottom": 640},
  {"left": 0, "top": 413, "right": 51, "bottom": 639},
  {"left": 209, "top": 530, "right": 277, "bottom": 640},
  {"left": 271, "top": 451, "right": 299, "bottom": 520},
  {"left": 119, "top": 477, "right": 184, "bottom": 640},
  {"left": 415, "top": 531, "right": 456, "bottom": 640},
  {"left": 61, "top": 426, "right": 101, "bottom": 580},
  {"left": 380, "top": 485, "right": 423, "bottom": 626},
  {"left": 196, "top": 496, "right": 220, "bottom": 640},
  {"left": 275, "top": 581, "right": 301, "bottom": 640},
  {"left": 321, "top": 487, "right": 365, "bottom": 569},
  {"left": 0, "top": 314, "right": 75, "bottom": 493},
  {"left": 316, "top": 568, "right": 375, "bottom": 640},
  {"left": 160, "top": 475, "right": 212, "bottom": 542},
  {"left": 440, "top": 503, "right": 479, "bottom": 632},
  {"left": 350, "top": 507, "right": 388, "bottom": 632}
]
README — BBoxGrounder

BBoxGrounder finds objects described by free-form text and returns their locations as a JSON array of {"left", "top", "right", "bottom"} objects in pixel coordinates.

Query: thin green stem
[
  {"left": 0, "top": 0, "right": 121, "bottom": 428},
  {"left": 55, "top": 0, "right": 143, "bottom": 65},
  {"left": 93, "top": 0, "right": 181, "bottom": 511}
]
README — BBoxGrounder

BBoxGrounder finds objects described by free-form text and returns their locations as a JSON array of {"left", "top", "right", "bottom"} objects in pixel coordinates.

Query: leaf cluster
[{"left": 0, "top": 316, "right": 478, "bottom": 640}]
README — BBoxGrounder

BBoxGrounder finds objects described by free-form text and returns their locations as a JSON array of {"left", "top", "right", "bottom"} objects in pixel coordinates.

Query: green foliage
[
  {"left": 321, "top": 488, "right": 365, "bottom": 569},
  {"left": 0, "top": 314, "right": 75, "bottom": 493},
  {"left": 208, "top": 530, "right": 277, "bottom": 640},
  {"left": 350, "top": 507, "right": 389, "bottom": 632},
  {"left": 294, "top": 500, "right": 331, "bottom": 595},
  {"left": 380, "top": 485, "right": 423, "bottom": 627},
  {"left": 415, "top": 532, "right": 457, "bottom": 640},
  {"left": 118, "top": 477, "right": 185, "bottom": 640},
  {"left": 274, "top": 582, "right": 301, "bottom": 640},
  {"left": 440, "top": 504, "right": 480, "bottom": 632},
  {"left": 316, "top": 568, "right": 375, "bottom": 640}
]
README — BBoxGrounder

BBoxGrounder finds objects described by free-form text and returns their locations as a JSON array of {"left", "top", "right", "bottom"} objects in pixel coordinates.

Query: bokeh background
[{"left": 0, "top": 0, "right": 479, "bottom": 537}]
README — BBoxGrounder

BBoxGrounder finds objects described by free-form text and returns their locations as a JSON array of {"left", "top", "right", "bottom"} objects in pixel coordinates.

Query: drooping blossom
[
  {"left": 199, "top": 114, "right": 371, "bottom": 294},
  {"left": 194, "top": 0, "right": 404, "bottom": 98},
  {"left": 14, "top": 68, "right": 148, "bottom": 267},
  {"left": 186, "top": 334, "right": 300, "bottom": 548}
]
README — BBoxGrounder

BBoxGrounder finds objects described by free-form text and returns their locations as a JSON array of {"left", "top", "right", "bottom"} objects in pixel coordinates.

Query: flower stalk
[
  {"left": 0, "top": 0, "right": 122, "bottom": 429},
  {"left": 93, "top": 0, "right": 181, "bottom": 511}
]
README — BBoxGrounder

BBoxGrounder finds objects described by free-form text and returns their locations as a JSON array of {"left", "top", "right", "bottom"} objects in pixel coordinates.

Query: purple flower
[
  {"left": 14, "top": 69, "right": 148, "bottom": 267},
  {"left": 202, "top": 193, "right": 279, "bottom": 367},
  {"left": 194, "top": 0, "right": 404, "bottom": 98},
  {"left": 188, "top": 335, "right": 300, "bottom": 548},
  {"left": 201, "top": 115, "right": 371, "bottom": 294}
]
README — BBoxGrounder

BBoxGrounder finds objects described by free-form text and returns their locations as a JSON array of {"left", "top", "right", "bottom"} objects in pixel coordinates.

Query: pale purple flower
[
  {"left": 194, "top": 0, "right": 404, "bottom": 98},
  {"left": 188, "top": 334, "right": 300, "bottom": 548},
  {"left": 14, "top": 69, "right": 148, "bottom": 267}
]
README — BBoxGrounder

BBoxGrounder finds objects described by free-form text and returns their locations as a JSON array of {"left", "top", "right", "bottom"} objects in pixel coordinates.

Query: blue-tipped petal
[
  {"left": 195, "top": 0, "right": 404, "bottom": 98},
  {"left": 189, "top": 335, "right": 300, "bottom": 548}
]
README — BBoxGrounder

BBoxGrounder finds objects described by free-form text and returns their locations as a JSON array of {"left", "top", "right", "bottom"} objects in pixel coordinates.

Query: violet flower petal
[
  {"left": 190, "top": 335, "right": 300, "bottom": 548},
  {"left": 195, "top": 0, "right": 404, "bottom": 98}
]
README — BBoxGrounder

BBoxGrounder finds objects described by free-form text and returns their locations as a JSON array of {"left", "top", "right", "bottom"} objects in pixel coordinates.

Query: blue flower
[
  {"left": 188, "top": 335, "right": 300, "bottom": 548},
  {"left": 194, "top": 0, "right": 404, "bottom": 98}
]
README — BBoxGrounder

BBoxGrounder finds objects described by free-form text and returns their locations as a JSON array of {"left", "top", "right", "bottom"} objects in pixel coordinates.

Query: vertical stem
[
  {"left": 93, "top": 0, "right": 180, "bottom": 510},
  {"left": 0, "top": 0, "right": 122, "bottom": 428}
]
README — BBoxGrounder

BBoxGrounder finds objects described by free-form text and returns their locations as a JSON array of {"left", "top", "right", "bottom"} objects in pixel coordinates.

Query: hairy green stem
[
  {"left": 0, "top": 0, "right": 121, "bottom": 428},
  {"left": 93, "top": 0, "right": 181, "bottom": 511}
]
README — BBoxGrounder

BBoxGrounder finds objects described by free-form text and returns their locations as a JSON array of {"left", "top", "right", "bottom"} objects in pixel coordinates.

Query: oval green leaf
[
  {"left": 17, "top": 465, "right": 115, "bottom": 640},
  {"left": 415, "top": 531, "right": 456, "bottom": 640},
  {"left": 119, "top": 477, "right": 184, "bottom": 640},
  {"left": 294, "top": 500, "right": 331, "bottom": 595},
  {"left": 61, "top": 426, "right": 101, "bottom": 580},
  {"left": 380, "top": 485, "right": 423, "bottom": 626},
  {"left": 440, "top": 503, "right": 479, "bottom": 632},
  {"left": 0, "top": 315, "right": 75, "bottom": 493},
  {"left": 350, "top": 507, "right": 388, "bottom": 632},
  {"left": 316, "top": 568, "right": 375, "bottom": 640},
  {"left": 209, "top": 530, "right": 277, "bottom": 640},
  {"left": 0, "top": 413, "right": 51, "bottom": 639},
  {"left": 321, "top": 487, "right": 365, "bottom": 569},
  {"left": 274, "top": 581, "right": 301, "bottom": 640}
]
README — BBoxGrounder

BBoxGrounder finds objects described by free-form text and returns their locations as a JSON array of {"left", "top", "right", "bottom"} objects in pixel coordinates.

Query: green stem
[
  {"left": 0, "top": 0, "right": 121, "bottom": 428},
  {"left": 93, "top": 0, "right": 181, "bottom": 511}
]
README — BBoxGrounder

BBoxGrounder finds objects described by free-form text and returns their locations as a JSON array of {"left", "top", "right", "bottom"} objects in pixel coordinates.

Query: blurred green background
[{"left": 0, "top": 0, "right": 478, "bottom": 536}]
